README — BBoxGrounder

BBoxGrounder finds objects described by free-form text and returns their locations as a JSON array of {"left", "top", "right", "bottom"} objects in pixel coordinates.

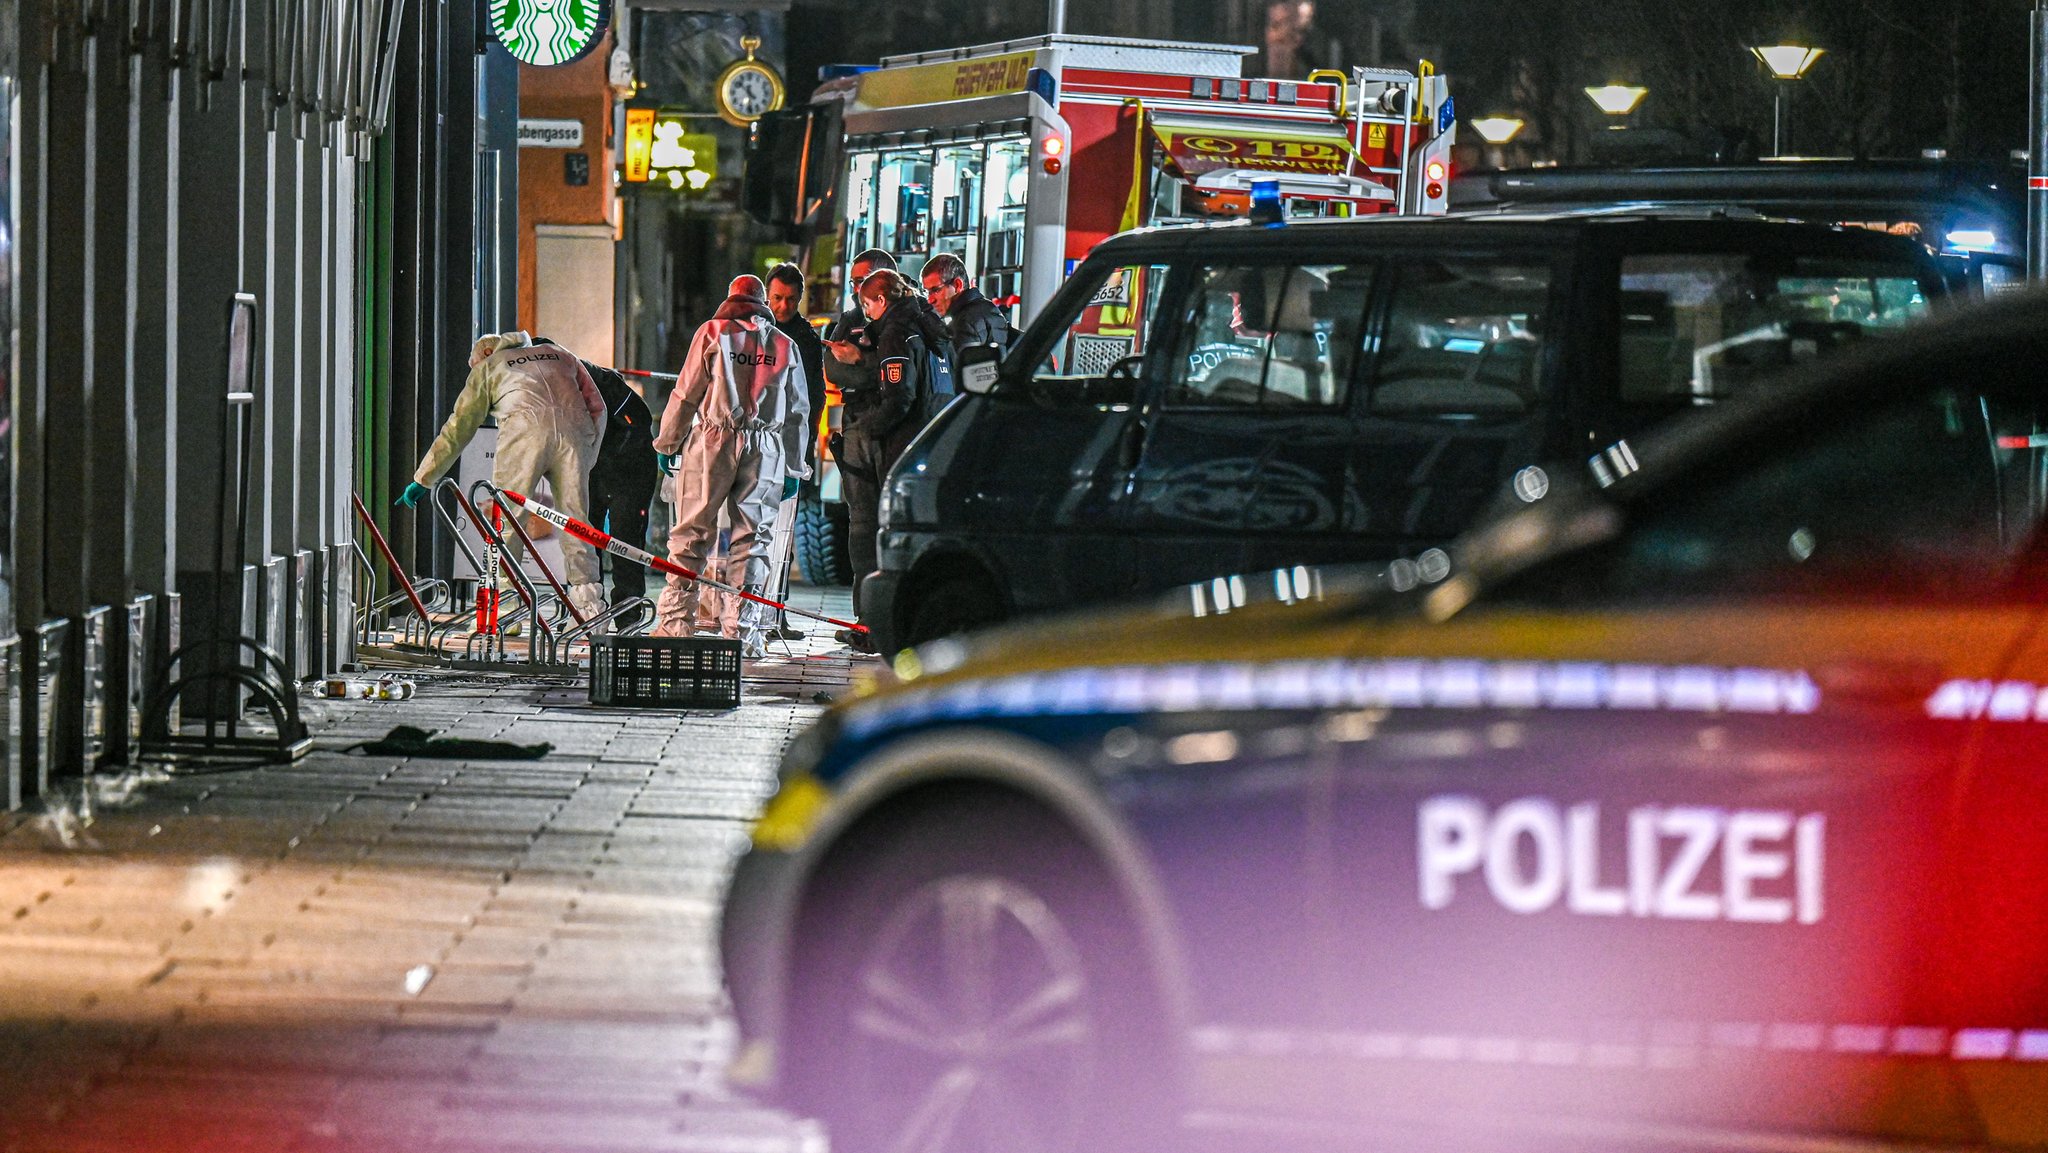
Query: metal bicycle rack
[
  {"left": 351, "top": 494, "right": 453, "bottom": 654},
  {"left": 431, "top": 479, "right": 579, "bottom": 674},
  {"left": 469, "top": 481, "right": 655, "bottom": 646},
  {"left": 139, "top": 294, "right": 311, "bottom": 768},
  {"left": 348, "top": 483, "right": 651, "bottom": 676}
]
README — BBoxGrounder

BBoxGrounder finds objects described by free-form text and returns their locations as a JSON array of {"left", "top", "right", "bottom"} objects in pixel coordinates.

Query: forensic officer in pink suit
[{"left": 651, "top": 276, "right": 811, "bottom": 655}]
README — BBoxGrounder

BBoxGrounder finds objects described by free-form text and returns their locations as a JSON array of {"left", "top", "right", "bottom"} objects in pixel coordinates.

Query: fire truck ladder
[{"left": 1350, "top": 65, "right": 1423, "bottom": 212}]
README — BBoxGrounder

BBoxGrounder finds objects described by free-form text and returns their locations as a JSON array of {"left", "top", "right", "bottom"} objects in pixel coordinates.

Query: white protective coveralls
[
  {"left": 652, "top": 291, "right": 811, "bottom": 652},
  {"left": 413, "top": 332, "right": 610, "bottom": 622}
]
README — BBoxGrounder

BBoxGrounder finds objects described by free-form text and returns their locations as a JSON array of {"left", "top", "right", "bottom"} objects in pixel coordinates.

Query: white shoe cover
[{"left": 568, "top": 583, "right": 610, "bottom": 634}]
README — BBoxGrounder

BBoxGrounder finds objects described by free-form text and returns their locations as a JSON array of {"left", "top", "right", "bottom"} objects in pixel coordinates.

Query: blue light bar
[
  {"left": 1250, "top": 179, "right": 1284, "bottom": 226},
  {"left": 1945, "top": 229, "right": 1999, "bottom": 253}
]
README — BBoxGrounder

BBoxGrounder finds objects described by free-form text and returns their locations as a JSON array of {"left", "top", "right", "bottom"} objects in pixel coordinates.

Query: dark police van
[
  {"left": 860, "top": 214, "right": 1946, "bottom": 653},
  {"left": 1450, "top": 160, "right": 2025, "bottom": 295}
]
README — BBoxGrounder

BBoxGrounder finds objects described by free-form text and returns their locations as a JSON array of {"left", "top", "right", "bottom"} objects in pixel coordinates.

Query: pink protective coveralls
[{"left": 652, "top": 285, "right": 811, "bottom": 653}]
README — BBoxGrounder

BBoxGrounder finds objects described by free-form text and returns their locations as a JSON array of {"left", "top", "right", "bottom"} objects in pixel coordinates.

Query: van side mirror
[{"left": 958, "top": 342, "right": 1003, "bottom": 396}]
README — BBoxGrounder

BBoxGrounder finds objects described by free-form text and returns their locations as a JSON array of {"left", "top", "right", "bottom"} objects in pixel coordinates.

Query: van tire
[
  {"left": 796, "top": 494, "right": 853, "bottom": 587},
  {"left": 903, "top": 571, "right": 1008, "bottom": 647}
]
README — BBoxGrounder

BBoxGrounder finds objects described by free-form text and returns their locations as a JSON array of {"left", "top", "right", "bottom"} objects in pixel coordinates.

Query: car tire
[
  {"left": 901, "top": 571, "right": 1009, "bottom": 648},
  {"left": 791, "top": 792, "right": 1175, "bottom": 1153},
  {"left": 796, "top": 493, "right": 853, "bottom": 587}
]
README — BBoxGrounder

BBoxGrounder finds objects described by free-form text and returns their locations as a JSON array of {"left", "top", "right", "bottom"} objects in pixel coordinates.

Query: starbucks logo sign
[{"left": 488, "top": 0, "right": 610, "bottom": 67}]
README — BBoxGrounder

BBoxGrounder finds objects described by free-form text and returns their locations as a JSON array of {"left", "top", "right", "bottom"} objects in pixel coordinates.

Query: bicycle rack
[
  {"left": 139, "top": 635, "right": 312, "bottom": 767},
  {"left": 473, "top": 481, "right": 591, "bottom": 628},
  {"left": 140, "top": 292, "right": 309, "bottom": 770},
  {"left": 560, "top": 596, "right": 653, "bottom": 647},
  {"left": 351, "top": 493, "right": 452, "bottom": 652},
  {"left": 138, "top": 294, "right": 310, "bottom": 769},
  {"left": 473, "top": 479, "right": 636, "bottom": 660},
  {"left": 432, "top": 479, "right": 577, "bottom": 675}
]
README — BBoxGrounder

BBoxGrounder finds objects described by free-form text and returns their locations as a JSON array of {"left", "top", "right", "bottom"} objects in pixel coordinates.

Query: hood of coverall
[{"left": 713, "top": 294, "right": 776, "bottom": 325}]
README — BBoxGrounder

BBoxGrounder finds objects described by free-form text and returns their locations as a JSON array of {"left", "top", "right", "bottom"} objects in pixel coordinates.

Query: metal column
[
  {"left": 42, "top": 12, "right": 92, "bottom": 777},
  {"left": 2031, "top": 0, "right": 2048, "bottom": 281},
  {"left": 11, "top": 0, "right": 47, "bottom": 798},
  {"left": 86, "top": 15, "right": 137, "bottom": 763}
]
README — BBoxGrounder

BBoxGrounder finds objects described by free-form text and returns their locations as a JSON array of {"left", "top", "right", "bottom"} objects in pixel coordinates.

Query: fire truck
[{"left": 744, "top": 34, "right": 1457, "bottom": 584}]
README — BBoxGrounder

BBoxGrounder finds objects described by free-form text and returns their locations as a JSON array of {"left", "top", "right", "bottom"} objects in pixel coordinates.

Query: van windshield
[
  {"left": 1025, "top": 263, "right": 1174, "bottom": 402},
  {"left": 1617, "top": 254, "right": 1932, "bottom": 405}
]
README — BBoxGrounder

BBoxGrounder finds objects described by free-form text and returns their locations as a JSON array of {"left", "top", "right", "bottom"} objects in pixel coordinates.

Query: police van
[
  {"left": 1450, "top": 160, "right": 2026, "bottom": 295},
  {"left": 859, "top": 211, "right": 1948, "bottom": 653}
]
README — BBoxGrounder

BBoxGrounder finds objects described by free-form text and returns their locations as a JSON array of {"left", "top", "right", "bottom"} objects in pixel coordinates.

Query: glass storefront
[{"left": 841, "top": 135, "right": 1030, "bottom": 322}]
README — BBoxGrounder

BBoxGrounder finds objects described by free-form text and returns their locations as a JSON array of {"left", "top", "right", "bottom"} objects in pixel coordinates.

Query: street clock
[
  {"left": 488, "top": 0, "right": 610, "bottom": 68},
  {"left": 715, "top": 36, "right": 785, "bottom": 127}
]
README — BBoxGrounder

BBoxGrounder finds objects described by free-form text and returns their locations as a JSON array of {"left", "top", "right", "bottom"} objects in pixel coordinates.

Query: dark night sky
[{"left": 772, "top": 0, "right": 2030, "bottom": 163}]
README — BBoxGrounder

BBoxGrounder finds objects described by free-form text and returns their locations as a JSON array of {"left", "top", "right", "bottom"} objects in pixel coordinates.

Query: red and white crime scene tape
[
  {"left": 478, "top": 504, "right": 503, "bottom": 634},
  {"left": 497, "top": 488, "right": 868, "bottom": 634}
]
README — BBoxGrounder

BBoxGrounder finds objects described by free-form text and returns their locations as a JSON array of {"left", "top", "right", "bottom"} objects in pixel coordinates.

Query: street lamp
[
  {"left": 1584, "top": 85, "right": 1648, "bottom": 116},
  {"left": 1751, "top": 44, "right": 1824, "bottom": 157},
  {"left": 1471, "top": 116, "right": 1525, "bottom": 170},
  {"left": 1470, "top": 116, "right": 1525, "bottom": 144}
]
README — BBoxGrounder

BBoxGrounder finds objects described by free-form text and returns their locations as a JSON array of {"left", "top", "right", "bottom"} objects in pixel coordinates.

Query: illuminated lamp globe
[
  {"left": 1583, "top": 85, "right": 1648, "bottom": 115},
  {"left": 1751, "top": 44, "right": 1824, "bottom": 80},
  {"left": 1470, "top": 117, "right": 1525, "bottom": 145}
]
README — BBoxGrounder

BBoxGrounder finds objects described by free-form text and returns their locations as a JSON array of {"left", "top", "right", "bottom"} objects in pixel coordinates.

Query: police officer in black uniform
[
  {"left": 767, "top": 263, "right": 825, "bottom": 447},
  {"left": 823, "top": 267, "right": 951, "bottom": 648},
  {"left": 765, "top": 262, "right": 824, "bottom": 638},
  {"left": 920, "top": 252, "right": 1014, "bottom": 352},
  {"left": 562, "top": 345, "right": 658, "bottom": 609}
]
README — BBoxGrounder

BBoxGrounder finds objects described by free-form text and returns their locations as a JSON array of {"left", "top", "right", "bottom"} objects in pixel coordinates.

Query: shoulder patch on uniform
[{"left": 880, "top": 357, "right": 909, "bottom": 386}]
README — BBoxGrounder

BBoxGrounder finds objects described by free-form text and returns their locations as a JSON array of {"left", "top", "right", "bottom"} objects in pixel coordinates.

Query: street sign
[
  {"left": 487, "top": 0, "right": 611, "bottom": 68},
  {"left": 518, "top": 118, "right": 584, "bottom": 149}
]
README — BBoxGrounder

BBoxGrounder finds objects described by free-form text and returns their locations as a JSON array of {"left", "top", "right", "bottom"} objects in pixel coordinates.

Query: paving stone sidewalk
[{"left": 0, "top": 588, "right": 870, "bottom": 1153}]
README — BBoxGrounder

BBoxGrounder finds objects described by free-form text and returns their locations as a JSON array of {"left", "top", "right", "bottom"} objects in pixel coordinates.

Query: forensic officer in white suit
[
  {"left": 399, "top": 330, "right": 609, "bottom": 624},
  {"left": 652, "top": 276, "right": 811, "bottom": 656}
]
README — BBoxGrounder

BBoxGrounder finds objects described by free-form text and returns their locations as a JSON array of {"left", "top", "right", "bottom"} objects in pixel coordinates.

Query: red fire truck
[{"left": 744, "top": 34, "right": 1457, "bottom": 583}]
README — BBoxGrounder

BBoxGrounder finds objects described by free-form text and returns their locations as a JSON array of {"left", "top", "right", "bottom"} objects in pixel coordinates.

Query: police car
[{"left": 720, "top": 290, "right": 2048, "bottom": 1153}]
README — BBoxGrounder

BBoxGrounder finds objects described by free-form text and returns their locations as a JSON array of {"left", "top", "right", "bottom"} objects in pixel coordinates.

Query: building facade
[{"left": 3, "top": 1, "right": 508, "bottom": 807}]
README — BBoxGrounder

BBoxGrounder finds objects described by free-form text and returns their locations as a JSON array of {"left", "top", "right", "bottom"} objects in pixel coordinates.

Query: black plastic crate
[{"left": 589, "top": 636, "right": 742, "bottom": 709}]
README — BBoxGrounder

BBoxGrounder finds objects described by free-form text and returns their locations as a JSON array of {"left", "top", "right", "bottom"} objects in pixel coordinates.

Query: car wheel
[
  {"left": 902, "top": 572, "right": 1008, "bottom": 648},
  {"left": 796, "top": 492, "right": 853, "bottom": 586},
  {"left": 793, "top": 795, "right": 1173, "bottom": 1153}
]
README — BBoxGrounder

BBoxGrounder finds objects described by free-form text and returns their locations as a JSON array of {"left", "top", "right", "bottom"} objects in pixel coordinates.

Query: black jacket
[
  {"left": 944, "top": 287, "right": 1012, "bottom": 352},
  {"left": 843, "top": 296, "right": 951, "bottom": 435},
  {"left": 775, "top": 313, "right": 826, "bottom": 450},
  {"left": 585, "top": 360, "right": 655, "bottom": 470},
  {"left": 822, "top": 305, "right": 867, "bottom": 394}
]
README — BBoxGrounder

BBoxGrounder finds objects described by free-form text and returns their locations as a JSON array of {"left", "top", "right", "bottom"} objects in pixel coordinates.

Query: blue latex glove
[
  {"left": 657, "top": 452, "right": 679, "bottom": 476},
  {"left": 782, "top": 476, "right": 800, "bottom": 502},
  {"left": 395, "top": 482, "right": 430, "bottom": 508}
]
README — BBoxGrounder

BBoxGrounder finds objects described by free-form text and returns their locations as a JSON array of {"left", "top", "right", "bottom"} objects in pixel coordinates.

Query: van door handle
[{"left": 1116, "top": 418, "right": 1145, "bottom": 471}]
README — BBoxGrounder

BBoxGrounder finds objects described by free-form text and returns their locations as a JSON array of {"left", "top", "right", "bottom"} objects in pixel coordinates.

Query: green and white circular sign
[{"left": 488, "top": 0, "right": 610, "bottom": 67}]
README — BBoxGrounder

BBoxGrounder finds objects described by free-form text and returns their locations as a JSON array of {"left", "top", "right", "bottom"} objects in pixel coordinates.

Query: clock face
[{"left": 719, "top": 63, "right": 783, "bottom": 125}]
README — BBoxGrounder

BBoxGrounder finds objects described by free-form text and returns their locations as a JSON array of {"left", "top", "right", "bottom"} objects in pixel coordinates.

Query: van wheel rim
[{"left": 850, "top": 875, "right": 1095, "bottom": 1153}]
